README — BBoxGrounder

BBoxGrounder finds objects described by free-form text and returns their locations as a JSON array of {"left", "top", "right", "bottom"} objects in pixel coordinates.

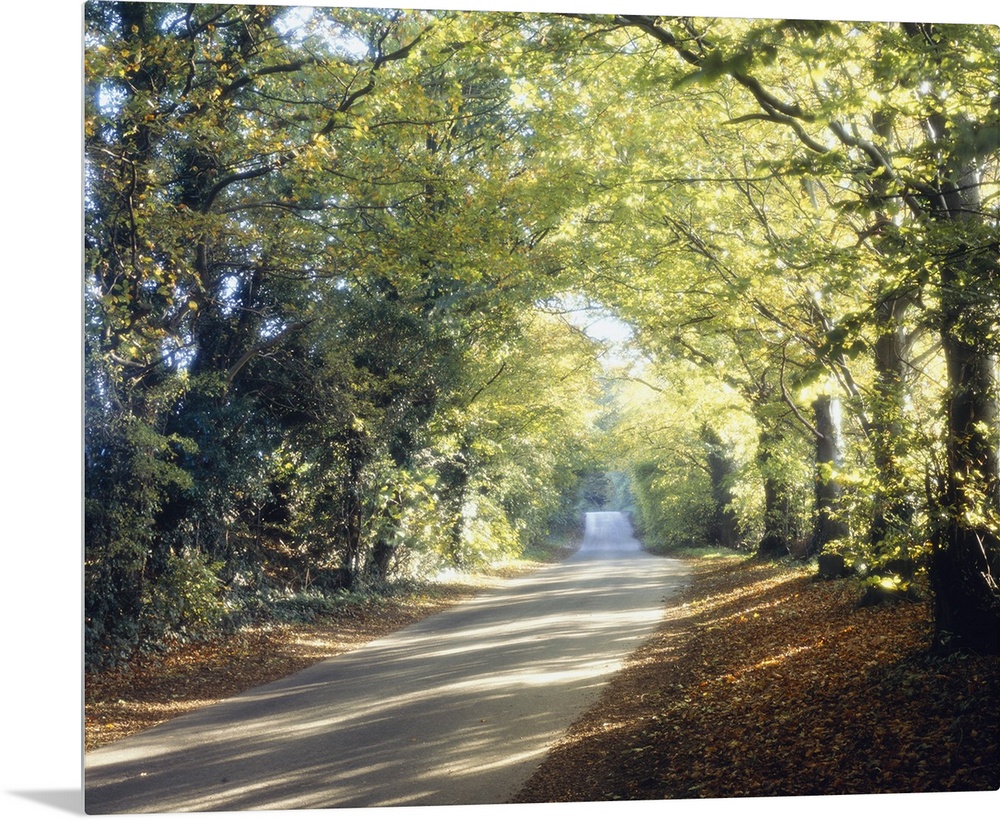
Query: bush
[{"left": 141, "top": 550, "right": 231, "bottom": 646}]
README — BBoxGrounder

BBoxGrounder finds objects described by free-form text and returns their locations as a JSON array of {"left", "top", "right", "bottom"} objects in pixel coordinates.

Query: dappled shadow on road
[
  {"left": 515, "top": 555, "right": 999, "bottom": 802},
  {"left": 86, "top": 513, "right": 688, "bottom": 813}
]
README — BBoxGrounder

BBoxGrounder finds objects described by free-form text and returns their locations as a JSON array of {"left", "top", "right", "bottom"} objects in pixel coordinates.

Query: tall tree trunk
[
  {"left": 930, "top": 221, "right": 1000, "bottom": 652},
  {"left": 811, "top": 394, "right": 849, "bottom": 556},
  {"left": 341, "top": 435, "right": 370, "bottom": 590},
  {"left": 440, "top": 442, "right": 472, "bottom": 566},
  {"left": 868, "top": 292, "right": 916, "bottom": 556},
  {"left": 889, "top": 22, "right": 1000, "bottom": 652},
  {"left": 703, "top": 425, "right": 741, "bottom": 550},
  {"left": 756, "top": 431, "right": 795, "bottom": 557}
]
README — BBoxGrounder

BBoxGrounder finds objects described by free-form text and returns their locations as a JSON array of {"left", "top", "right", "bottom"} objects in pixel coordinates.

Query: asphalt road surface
[{"left": 85, "top": 511, "right": 688, "bottom": 813}]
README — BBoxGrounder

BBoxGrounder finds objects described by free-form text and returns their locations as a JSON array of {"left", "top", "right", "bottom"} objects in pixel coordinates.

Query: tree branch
[
  {"left": 465, "top": 361, "right": 507, "bottom": 407},
  {"left": 225, "top": 320, "right": 312, "bottom": 393},
  {"left": 779, "top": 346, "right": 824, "bottom": 441},
  {"left": 319, "top": 26, "right": 428, "bottom": 135}
]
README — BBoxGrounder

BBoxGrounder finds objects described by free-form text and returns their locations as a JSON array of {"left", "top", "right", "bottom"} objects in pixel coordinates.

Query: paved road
[{"left": 85, "top": 511, "right": 688, "bottom": 813}]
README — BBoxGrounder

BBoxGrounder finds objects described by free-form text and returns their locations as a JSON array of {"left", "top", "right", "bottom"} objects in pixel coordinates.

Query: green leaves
[
  {"left": 672, "top": 46, "right": 757, "bottom": 90},
  {"left": 84, "top": 6, "right": 1000, "bottom": 664}
]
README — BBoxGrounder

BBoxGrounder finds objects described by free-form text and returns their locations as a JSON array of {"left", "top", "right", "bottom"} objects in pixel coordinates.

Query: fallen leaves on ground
[{"left": 514, "top": 555, "right": 999, "bottom": 801}]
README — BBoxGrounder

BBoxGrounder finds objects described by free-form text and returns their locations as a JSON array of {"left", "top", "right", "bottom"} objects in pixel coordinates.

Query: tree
[
  {"left": 83, "top": 4, "right": 603, "bottom": 665},
  {"left": 564, "top": 13, "right": 999, "bottom": 650},
  {"left": 85, "top": 6, "right": 999, "bottom": 661},
  {"left": 85, "top": 2, "right": 447, "bottom": 656}
]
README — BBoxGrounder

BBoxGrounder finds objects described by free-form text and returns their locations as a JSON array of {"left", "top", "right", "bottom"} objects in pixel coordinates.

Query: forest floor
[{"left": 86, "top": 549, "right": 999, "bottom": 801}]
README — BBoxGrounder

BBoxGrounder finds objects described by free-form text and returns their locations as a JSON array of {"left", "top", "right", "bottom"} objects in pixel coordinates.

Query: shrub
[{"left": 141, "top": 550, "right": 230, "bottom": 646}]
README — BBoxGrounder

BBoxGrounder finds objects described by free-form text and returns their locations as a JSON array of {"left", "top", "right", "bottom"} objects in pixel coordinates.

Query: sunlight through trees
[{"left": 85, "top": 4, "right": 999, "bottom": 666}]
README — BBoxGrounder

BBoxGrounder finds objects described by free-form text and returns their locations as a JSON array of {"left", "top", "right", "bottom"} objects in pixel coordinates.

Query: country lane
[{"left": 85, "top": 510, "right": 688, "bottom": 813}]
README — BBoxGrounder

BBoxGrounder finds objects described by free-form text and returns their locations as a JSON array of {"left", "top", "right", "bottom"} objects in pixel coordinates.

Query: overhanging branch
[{"left": 225, "top": 320, "right": 313, "bottom": 394}]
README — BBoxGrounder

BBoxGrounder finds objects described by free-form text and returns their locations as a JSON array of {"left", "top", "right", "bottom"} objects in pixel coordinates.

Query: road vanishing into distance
[{"left": 85, "top": 511, "right": 689, "bottom": 813}]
